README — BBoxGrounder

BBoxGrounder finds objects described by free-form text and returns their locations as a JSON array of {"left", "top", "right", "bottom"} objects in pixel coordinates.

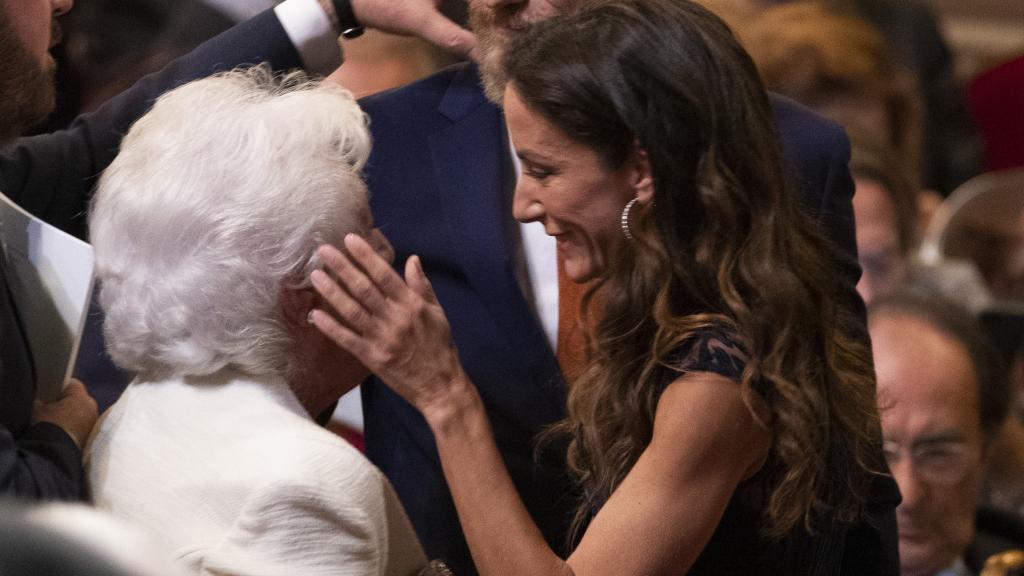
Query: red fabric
[
  {"left": 968, "top": 55, "right": 1024, "bottom": 172},
  {"left": 326, "top": 420, "right": 365, "bottom": 452},
  {"left": 556, "top": 249, "right": 589, "bottom": 386}
]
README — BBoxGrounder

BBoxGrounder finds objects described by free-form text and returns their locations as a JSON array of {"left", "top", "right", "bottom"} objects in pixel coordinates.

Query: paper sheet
[{"left": 0, "top": 191, "right": 95, "bottom": 401}]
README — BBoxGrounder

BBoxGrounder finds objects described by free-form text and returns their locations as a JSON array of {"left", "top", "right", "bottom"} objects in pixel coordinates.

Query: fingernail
[{"left": 307, "top": 310, "right": 317, "bottom": 325}]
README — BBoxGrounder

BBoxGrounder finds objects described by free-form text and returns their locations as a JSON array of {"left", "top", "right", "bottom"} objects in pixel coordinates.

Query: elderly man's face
[
  {"left": 871, "top": 312, "right": 985, "bottom": 576},
  {"left": 469, "top": 0, "right": 578, "bottom": 104},
  {"left": 0, "top": 0, "right": 72, "bottom": 142}
]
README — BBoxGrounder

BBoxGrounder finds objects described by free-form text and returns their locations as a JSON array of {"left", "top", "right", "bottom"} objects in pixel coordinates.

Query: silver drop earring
[{"left": 620, "top": 197, "right": 639, "bottom": 240}]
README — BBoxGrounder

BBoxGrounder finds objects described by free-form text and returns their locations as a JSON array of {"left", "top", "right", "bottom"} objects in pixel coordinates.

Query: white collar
[{"left": 935, "top": 557, "right": 971, "bottom": 576}]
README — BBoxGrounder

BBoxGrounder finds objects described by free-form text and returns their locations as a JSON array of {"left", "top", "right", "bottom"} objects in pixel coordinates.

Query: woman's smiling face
[{"left": 506, "top": 85, "right": 648, "bottom": 283}]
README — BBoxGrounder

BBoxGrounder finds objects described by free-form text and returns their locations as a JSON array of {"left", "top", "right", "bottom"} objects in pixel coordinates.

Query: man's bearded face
[
  {"left": 468, "top": 0, "right": 573, "bottom": 105},
  {"left": 0, "top": 4, "right": 59, "bottom": 144}
]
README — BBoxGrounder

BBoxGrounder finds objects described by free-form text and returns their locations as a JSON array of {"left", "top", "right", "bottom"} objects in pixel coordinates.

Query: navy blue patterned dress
[{"left": 592, "top": 328, "right": 853, "bottom": 575}]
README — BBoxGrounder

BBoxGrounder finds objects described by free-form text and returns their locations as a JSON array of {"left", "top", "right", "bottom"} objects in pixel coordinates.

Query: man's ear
[{"left": 631, "top": 148, "right": 654, "bottom": 204}]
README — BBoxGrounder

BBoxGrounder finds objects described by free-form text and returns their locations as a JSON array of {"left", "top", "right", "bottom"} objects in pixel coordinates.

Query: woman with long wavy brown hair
[{"left": 308, "top": 0, "right": 884, "bottom": 573}]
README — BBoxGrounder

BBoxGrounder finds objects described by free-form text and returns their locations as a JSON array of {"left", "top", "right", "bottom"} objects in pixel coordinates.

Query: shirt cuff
[{"left": 274, "top": 0, "right": 344, "bottom": 75}]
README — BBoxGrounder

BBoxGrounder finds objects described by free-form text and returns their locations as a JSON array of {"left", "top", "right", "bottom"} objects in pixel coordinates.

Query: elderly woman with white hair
[{"left": 84, "top": 67, "right": 428, "bottom": 576}]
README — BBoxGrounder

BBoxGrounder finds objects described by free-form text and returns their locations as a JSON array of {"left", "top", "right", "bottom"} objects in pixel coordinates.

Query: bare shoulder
[
  {"left": 651, "top": 372, "right": 770, "bottom": 481},
  {"left": 569, "top": 372, "right": 772, "bottom": 574}
]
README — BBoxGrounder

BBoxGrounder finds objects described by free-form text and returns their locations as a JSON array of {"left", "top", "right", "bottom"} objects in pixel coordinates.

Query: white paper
[{"left": 0, "top": 191, "right": 95, "bottom": 401}]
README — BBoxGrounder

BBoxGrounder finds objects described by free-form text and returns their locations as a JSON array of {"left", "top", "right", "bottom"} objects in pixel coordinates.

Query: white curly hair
[{"left": 89, "top": 65, "right": 371, "bottom": 378}]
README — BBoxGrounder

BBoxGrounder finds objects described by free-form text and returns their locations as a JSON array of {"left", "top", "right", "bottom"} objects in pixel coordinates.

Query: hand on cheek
[{"left": 308, "top": 235, "right": 464, "bottom": 414}]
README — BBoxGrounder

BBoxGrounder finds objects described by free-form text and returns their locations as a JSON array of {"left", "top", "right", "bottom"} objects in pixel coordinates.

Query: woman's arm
[
  {"left": 569, "top": 373, "right": 770, "bottom": 575},
  {"left": 310, "top": 234, "right": 770, "bottom": 576},
  {"left": 310, "top": 235, "right": 570, "bottom": 575}
]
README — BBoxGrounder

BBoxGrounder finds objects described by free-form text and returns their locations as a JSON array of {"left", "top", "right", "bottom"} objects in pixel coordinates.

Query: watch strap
[{"left": 331, "top": 0, "right": 365, "bottom": 39}]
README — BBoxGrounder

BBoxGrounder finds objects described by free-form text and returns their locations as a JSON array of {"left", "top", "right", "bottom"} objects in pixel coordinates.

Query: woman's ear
[
  {"left": 279, "top": 284, "right": 319, "bottom": 331},
  {"left": 631, "top": 148, "right": 655, "bottom": 204}
]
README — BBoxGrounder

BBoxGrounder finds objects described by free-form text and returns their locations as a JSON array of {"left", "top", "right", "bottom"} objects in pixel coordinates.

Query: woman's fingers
[
  {"left": 316, "top": 244, "right": 390, "bottom": 317},
  {"left": 308, "top": 308, "right": 371, "bottom": 360},
  {"left": 405, "top": 255, "right": 439, "bottom": 305},
  {"left": 310, "top": 269, "right": 377, "bottom": 337},
  {"left": 310, "top": 241, "right": 463, "bottom": 411},
  {"left": 343, "top": 234, "right": 409, "bottom": 304}
]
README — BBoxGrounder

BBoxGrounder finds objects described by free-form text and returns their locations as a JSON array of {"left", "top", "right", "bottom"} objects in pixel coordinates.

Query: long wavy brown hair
[{"left": 503, "top": 0, "right": 882, "bottom": 541}]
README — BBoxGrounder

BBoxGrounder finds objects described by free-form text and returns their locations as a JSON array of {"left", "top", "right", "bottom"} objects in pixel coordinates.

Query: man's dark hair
[{"left": 870, "top": 290, "right": 1011, "bottom": 436}]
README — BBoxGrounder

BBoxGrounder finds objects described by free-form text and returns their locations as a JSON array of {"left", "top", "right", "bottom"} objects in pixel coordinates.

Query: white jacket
[{"left": 86, "top": 370, "right": 426, "bottom": 576}]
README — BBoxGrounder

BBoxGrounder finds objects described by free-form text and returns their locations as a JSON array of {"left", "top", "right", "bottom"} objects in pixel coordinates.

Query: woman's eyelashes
[{"left": 522, "top": 161, "right": 558, "bottom": 182}]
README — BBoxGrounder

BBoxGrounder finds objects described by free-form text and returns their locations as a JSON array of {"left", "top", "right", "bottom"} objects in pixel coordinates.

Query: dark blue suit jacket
[
  {"left": 0, "top": 9, "right": 304, "bottom": 500},
  {"left": 361, "top": 63, "right": 899, "bottom": 575}
]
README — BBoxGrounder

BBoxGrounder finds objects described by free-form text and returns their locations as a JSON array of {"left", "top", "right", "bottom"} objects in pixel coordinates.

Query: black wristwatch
[{"left": 331, "top": 0, "right": 364, "bottom": 39}]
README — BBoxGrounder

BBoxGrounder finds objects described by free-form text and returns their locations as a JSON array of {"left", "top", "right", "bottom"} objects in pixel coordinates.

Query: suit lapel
[{"left": 428, "top": 65, "right": 567, "bottom": 417}]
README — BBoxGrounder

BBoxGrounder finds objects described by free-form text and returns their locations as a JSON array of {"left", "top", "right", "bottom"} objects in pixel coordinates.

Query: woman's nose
[{"left": 512, "top": 182, "right": 543, "bottom": 223}]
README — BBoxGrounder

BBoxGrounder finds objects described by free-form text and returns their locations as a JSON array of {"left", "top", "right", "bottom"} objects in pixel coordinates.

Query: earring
[{"left": 620, "top": 197, "right": 639, "bottom": 240}]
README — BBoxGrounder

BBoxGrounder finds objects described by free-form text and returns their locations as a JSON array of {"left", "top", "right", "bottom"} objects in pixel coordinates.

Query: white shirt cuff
[{"left": 274, "top": 0, "right": 343, "bottom": 75}]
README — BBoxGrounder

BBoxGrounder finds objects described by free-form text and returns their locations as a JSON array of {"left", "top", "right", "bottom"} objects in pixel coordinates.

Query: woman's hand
[{"left": 309, "top": 234, "right": 471, "bottom": 420}]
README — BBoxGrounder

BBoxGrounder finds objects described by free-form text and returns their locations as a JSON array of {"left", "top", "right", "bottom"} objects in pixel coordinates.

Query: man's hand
[
  {"left": 351, "top": 0, "right": 476, "bottom": 59},
  {"left": 32, "top": 379, "right": 99, "bottom": 449}
]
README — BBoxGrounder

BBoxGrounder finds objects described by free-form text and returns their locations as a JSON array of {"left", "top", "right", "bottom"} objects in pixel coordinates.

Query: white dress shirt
[
  {"left": 275, "top": 0, "right": 343, "bottom": 75},
  {"left": 509, "top": 129, "right": 560, "bottom": 350}
]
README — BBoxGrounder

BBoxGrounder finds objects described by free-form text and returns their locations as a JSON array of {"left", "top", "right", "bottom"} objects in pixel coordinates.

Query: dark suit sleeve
[
  {"left": 813, "top": 126, "right": 868, "bottom": 332},
  {"left": 0, "top": 8, "right": 305, "bottom": 238},
  {"left": 0, "top": 423, "right": 83, "bottom": 500},
  {"left": 0, "top": 9, "right": 306, "bottom": 501},
  {"left": 772, "top": 95, "right": 865, "bottom": 331},
  {"left": 772, "top": 96, "right": 900, "bottom": 575},
  {"left": 812, "top": 120, "right": 903, "bottom": 576}
]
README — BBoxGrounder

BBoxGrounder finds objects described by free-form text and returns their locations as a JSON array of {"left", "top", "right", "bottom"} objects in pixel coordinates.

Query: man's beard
[
  {"left": 0, "top": 17, "right": 58, "bottom": 145},
  {"left": 469, "top": 2, "right": 546, "bottom": 106}
]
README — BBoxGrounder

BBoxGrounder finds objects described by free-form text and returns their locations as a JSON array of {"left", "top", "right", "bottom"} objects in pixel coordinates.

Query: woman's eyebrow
[{"left": 515, "top": 148, "right": 557, "bottom": 165}]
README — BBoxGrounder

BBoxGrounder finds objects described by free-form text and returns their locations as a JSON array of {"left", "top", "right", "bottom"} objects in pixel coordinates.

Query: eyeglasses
[{"left": 882, "top": 437, "right": 981, "bottom": 487}]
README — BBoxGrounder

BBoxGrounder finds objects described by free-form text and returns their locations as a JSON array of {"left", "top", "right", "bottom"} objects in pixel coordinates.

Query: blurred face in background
[
  {"left": 871, "top": 312, "right": 985, "bottom": 576},
  {"left": 854, "top": 177, "right": 905, "bottom": 304},
  {"left": 0, "top": 0, "right": 72, "bottom": 141},
  {"left": 469, "top": 0, "right": 576, "bottom": 103}
]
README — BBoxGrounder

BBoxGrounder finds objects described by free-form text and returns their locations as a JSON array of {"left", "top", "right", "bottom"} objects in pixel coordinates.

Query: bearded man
[
  {"left": 0, "top": 0, "right": 73, "bottom": 140},
  {"left": 355, "top": 0, "right": 899, "bottom": 574},
  {"left": 0, "top": 0, "right": 470, "bottom": 500},
  {"left": 0, "top": 0, "right": 99, "bottom": 501}
]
